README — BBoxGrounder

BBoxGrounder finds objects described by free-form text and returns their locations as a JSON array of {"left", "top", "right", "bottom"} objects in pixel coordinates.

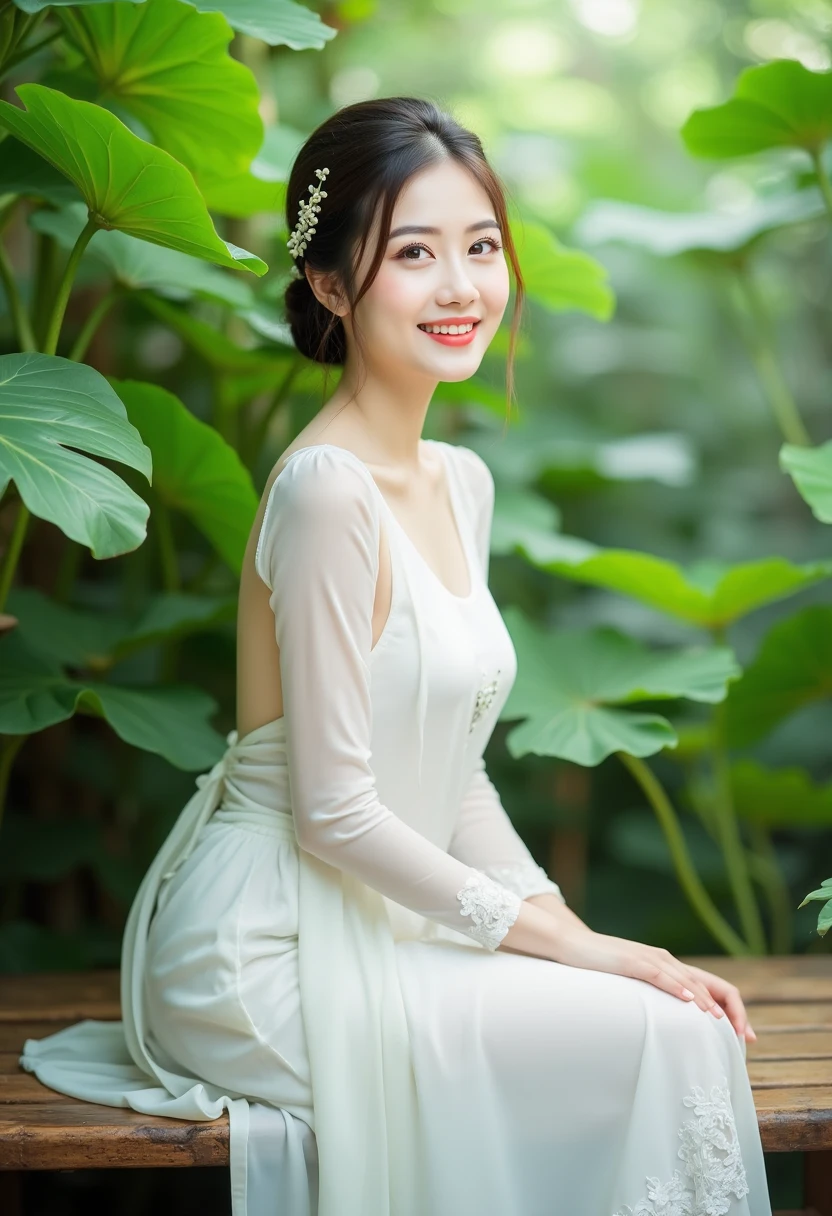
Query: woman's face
[{"left": 344, "top": 158, "right": 510, "bottom": 384}]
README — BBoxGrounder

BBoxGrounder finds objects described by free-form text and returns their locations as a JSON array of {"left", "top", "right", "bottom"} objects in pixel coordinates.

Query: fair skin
[{"left": 236, "top": 156, "right": 756, "bottom": 1045}]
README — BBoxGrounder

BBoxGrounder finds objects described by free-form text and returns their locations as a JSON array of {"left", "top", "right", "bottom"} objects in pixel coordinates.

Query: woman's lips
[{"left": 418, "top": 321, "right": 480, "bottom": 346}]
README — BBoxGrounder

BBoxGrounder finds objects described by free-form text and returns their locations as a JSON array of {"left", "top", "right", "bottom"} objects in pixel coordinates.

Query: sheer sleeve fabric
[
  {"left": 450, "top": 445, "right": 566, "bottom": 904},
  {"left": 254, "top": 446, "right": 522, "bottom": 951}
]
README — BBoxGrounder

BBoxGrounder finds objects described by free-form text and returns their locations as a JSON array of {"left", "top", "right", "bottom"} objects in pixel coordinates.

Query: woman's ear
[{"left": 305, "top": 267, "right": 348, "bottom": 318}]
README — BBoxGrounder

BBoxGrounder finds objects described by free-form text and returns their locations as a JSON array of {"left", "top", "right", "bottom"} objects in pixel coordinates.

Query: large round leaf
[
  {"left": 7, "top": 586, "right": 236, "bottom": 669},
  {"left": 499, "top": 606, "right": 739, "bottom": 766},
  {"left": 30, "top": 201, "right": 255, "bottom": 309},
  {"left": 13, "top": 0, "right": 339, "bottom": 50},
  {"left": 511, "top": 529, "right": 832, "bottom": 628},
  {"left": 186, "top": 0, "right": 337, "bottom": 48},
  {"left": 0, "top": 631, "right": 224, "bottom": 770},
  {"left": 575, "top": 190, "right": 827, "bottom": 258},
  {"left": 0, "top": 353, "right": 151, "bottom": 557},
  {"left": 724, "top": 605, "right": 832, "bottom": 747},
  {"left": 511, "top": 210, "right": 614, "bottom": 319},
  {"left": 60, "top": 0, "right": 262, "bottom": 185},
  {"left": 780, "top": 439, "right": 832, "bottom": 524},
  {"left": 0, "top": 136, "right": 81, "bottom": 207},
  {"left": 682, "top": 60, "right": 832, "bottom": 159},
  {"left": 0, "top": 84, "right": 267, "bottom": 276},
  {"left": 113, "top": 378, "right": 259, "bottom": 574},
  {"left": 729, "top": 759, "right": 832, "bottom": 829}
]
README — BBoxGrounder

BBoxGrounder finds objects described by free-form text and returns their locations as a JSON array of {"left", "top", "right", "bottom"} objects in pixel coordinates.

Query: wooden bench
[{"left": 0, "top": 956, "right": 830, "bottom": 1215}]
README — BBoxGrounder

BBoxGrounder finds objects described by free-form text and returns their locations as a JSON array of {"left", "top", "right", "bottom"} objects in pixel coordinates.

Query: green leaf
[
  {"left": 181, "top": 0, "right": 337, "bottom": 49},
  {"left": 0, "top": 630, "right": 225, "bottom": 770},
  {"left": 730, "top": 758, "right": 832, "bottom": 829},
  {"left": 0, "top": 353, "right": 151, "bottom": 558},
  {"left": 575, "top": 190, "right": 827, "bottom": 258},
  {"left": 490, "top": 489, "right": 562, "bottom": 559},
  {"left": 0, "top": 84, "right": 267, "bottom": 276},
  {"left": 499, "top": 606, "right": 739, "bottom": 766},
  {"left": 6, "top": 586, "right": 236, "bottom": 669},
  {"left": 76, "top": 683, "right": 225, "bottom": 769},
  {"left": 30, "top": 201, "right": 255, "bottom": 309},
  {"left": 780, "top": 439, "right": 832, "bottom": 524},
  {"left": 510, "top": 211, "right": 614, "bottom": 319},
  {"left": 13, "top": 0, "right": 338, "bottom": 49},
  {"left": 136, "top": 291, "right": 289, "bottom": 376},
  {"left": 724, "top": 605, "right": 832, "bottom": 748},
  {"left": 682, "top": 60, "right": 832, "bottom": 159},
  {"left": 113, "top": 378, "right": 259, "bottom": 574},
  {"left": 61, "top": 0, "right": 262, "bottom": 185},
  {"left": 510, "top": 531, "right": 832, "bottom": 629},
  {"left": 199, "top": 170, "right": 286, "bottom": 219},
  {"left": 0, "top": 136, "right": 81, "bottom": 207}
]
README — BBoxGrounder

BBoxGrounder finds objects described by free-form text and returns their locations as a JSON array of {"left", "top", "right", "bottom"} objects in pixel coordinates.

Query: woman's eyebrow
[{"left": 388, "top": 219, "right": 501, "bottom": 239}]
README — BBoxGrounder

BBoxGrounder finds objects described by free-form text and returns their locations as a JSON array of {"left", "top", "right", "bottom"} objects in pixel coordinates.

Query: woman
[{"left": 22, "top": 97, "right": 772, "bottom": 1216}]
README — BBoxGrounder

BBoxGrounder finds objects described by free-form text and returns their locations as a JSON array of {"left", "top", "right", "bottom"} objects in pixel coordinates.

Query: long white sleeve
[
  {"left": 254, "top": 445, "right": 523, "bottom": 951},
  {"left": 450, "top": 445, "right": 566, "bottom": 904}
]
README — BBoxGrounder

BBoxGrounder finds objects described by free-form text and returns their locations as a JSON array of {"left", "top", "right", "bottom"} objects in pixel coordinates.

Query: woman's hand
[
  {"left": 552, "top": 927, "right": 755, "bottom": 1036},
  {"left": 683, "top": 962, "right": 757, "bottom": 1043}
]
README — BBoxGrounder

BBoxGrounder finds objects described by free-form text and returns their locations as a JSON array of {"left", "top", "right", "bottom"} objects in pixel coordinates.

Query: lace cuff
[
  {"left": 456, "top": 870, "right": 521, "bottom": 951},
  {"left": 482, "top": 860, "right": 566, "bottom": 904}
]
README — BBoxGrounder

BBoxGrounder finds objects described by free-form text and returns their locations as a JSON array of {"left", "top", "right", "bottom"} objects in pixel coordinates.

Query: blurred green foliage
[{"left": 1, "top": 0, "right": 831, "bottom": 977}]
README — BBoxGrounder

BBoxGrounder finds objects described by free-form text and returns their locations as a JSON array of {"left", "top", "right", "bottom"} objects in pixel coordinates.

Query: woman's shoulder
[
  {"left": 266, "top": 443, "right": 380, "bottom": 514},
  {"left": 436, "top": 441, "right": 494, "bottom": 511},
  {"left": 255, "top": 445, "right": 380, "bottom": 589}
]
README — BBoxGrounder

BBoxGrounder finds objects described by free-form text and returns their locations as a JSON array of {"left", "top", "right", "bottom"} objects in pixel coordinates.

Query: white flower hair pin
[{"left": 287, "top": 166, "right": 329, "bottom": 279}]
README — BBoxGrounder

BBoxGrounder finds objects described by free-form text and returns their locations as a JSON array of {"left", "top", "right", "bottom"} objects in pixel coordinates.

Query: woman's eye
[{"left": 396, "top": 237, "right": 503, "bottom": 261}]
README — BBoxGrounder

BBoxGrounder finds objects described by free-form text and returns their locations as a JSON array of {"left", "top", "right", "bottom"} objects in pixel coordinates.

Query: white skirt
[{"left": 143, "top": 809, "right": 772, "bottom": 1216}]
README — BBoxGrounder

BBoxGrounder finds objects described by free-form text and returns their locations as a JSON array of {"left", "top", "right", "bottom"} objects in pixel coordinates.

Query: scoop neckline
[{"left": 280, "top": 440, "right": 477, "bottom": 604}]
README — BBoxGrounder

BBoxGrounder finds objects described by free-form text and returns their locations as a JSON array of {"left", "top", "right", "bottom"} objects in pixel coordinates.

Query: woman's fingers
[
  {"left": 650, "top": 951, "right": 724, "bottom": 1018},
  {"left": 685, "top": 966, "right": 757, "bottom": 1042}
]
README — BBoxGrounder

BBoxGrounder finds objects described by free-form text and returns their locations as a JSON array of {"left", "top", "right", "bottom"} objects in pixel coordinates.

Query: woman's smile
[{"left": 417, "top": 318, "right": 481, "bottom": 345}]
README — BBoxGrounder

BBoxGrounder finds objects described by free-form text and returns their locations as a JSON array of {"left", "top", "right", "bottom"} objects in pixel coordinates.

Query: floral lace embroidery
[
  {"left": 483, "top": 860, "right": 566, "bottom": 903},
  {"left": 469, "top": 668, "right": 501, "bottom": 732},
  {"left": 612, "top": 1082, "right": 750, "bottom": 1216},
  {"left": 456, "top": 870, "right": 521, "bottom": 951}
]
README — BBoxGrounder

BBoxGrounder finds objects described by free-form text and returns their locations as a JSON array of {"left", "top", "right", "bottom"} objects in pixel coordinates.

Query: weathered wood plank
[
  {"left": 0, "top": 1022, "right": 79, "bottom": 1053},
  {"left": 746, "top": 1030, "right": 832, "bottom": 1060},
  {"left": 681, "top": 956, "right": 832, "bottom": 1004},
  {"left": 0, "top": 1103, "right": 228, "bottom": 1170},
  {"left": 739, "top": 1003, "right": 832, "bottom": 1031}
]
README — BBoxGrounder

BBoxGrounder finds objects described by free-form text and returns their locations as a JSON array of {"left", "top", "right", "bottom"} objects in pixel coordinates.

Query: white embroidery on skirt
[
  {"left": 612, "top": 1082, "right": 750, "bottom": 1216},
  {"left": 456, "top": 870, "right": 521, "bottom": 950}
]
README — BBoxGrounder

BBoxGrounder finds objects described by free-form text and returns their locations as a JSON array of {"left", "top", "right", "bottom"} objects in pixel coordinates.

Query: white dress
[{"left": 20, "top": 440, "right": 773, "bottom": 1216}]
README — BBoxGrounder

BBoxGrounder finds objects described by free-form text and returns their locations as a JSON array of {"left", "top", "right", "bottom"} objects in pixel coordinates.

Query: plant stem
[
  {"left": 68, "top": 288, "right": 120, "bottom": 363},
  {"left": 618, "top": 751, "right": 751, "bottom": 956},
  {"left": 745, "top": 821, "right": 794, "bottom": 954},
  {"left": 0, "top": 501, "right": 29, "bottom": 612},
  {"left": 709, "top": 700, "right": 768, "bottom": 954},
  {"left": 42, "top": 216, "right": 99, "bottom": 357},
  {"left": 0, "top": 235, "right": 35, "bottom": 352},
  {"left": 810, "top": 148, "right": 832, "bottom": 220},
  {"left": 733, "top": 267, "right": 811, "bottom": 447}
]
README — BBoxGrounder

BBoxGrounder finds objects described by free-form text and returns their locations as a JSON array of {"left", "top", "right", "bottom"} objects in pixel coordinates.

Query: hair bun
[{"left": 284, "top": 273, "right": 347, "bottom": 366}]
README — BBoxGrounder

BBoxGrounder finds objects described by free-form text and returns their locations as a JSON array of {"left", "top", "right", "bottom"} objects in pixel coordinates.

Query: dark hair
[{"left": 283, "top": 96, "right": 526, "bottom": 418}]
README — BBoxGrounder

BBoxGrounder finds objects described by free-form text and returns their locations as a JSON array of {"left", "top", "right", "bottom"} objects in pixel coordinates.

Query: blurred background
[{"left": 2, "top": 0, "right": 831, "bottom": 1209}]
